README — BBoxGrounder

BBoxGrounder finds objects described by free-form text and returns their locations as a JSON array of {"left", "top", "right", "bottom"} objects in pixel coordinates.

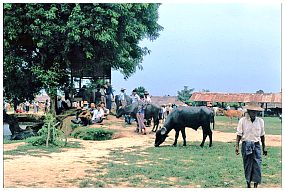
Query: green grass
[
  {"left": 4, "top": 140, "right": 82, "bottom": 156},
  {"left": 89, "top": 142, "right": 281, "bottom": 188},
  {"left": 214, "top": 116, "right": 281, "bottom": 135}
]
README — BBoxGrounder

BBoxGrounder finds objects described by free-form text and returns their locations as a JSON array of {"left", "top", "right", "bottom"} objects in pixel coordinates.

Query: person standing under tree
[
  {"left": 136, "top": 94, "right": 147, "bottom": 135},
  {"left": 105, "top": 82, "right": 114, "bottom": 112},
  {"left": 95, "top": 86, "right": 102, "bottom": 105},
  {"left": 235, "top": 102, "right": 267, "bottom": 188}
]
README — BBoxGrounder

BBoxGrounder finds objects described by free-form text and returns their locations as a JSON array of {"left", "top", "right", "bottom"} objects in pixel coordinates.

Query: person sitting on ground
[
  {"left": 78, "top": 108, "right": 92, "bottom": 126},
  {"left": 91, "top": 104, "right": 105, "bottom": 124},
  {"left": 89, "top": 103, "right": 96, "bottom": 116},
  {"left": 100, "top": 102, "right": 110, "bottom": 118}
]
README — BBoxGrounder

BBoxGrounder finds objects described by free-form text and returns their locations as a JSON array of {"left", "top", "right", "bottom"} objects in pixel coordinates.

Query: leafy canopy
[
  {"left": 177, "top": 86, "right": 195, "bottom": 104},
  {"left": 4, "top": 3, "right": 163, "bottom": 100}
]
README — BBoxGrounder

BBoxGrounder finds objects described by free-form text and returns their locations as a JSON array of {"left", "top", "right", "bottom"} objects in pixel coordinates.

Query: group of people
[
  {"left": 93, "top": 82, "right": 114, "bottom": 112},
  {"left": 4, "top": 99, "right": 50, "bottom": 114},
  {"left": 158, "top": 103, "right": 178, "bottom": 123},
  {"left": 117, "top": 88, "right": 152, "bottom": 135},
  {"left": 72, "top": 101, "right": 109, "bottom": 126}
]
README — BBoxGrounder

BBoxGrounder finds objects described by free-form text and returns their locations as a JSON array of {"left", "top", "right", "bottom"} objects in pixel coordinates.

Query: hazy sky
[{"left": 111, "top": 3, "right": 281, "bottom": 96}]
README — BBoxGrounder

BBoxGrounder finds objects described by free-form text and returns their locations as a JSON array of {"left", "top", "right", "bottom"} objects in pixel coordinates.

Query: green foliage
[
  {"left": 136, "top": 86, "right": 146, "bottom": 97},
  {"left": 71, "top": 127, "right": 114, "bottom": 141},
  {"left": 4, "top": 140, "right": 82, "bottom": 156},
  {"left": 177, "top": 86, "right": 195, "bottom": 104},
  {"left": 79, "top": 178, "right": 105, "bottom": 188},
  {"left": 70, "top": 124, "right": 79, "bottom": 130},
  {"left": 26, "top": 136, "right": 46, "bottom": 146},
  {"left": 92, "top": 143, "right": 281, "bottom": 188},
  {"left": 4, "top": 3, "right": 163, "bottom": 104},
  {"left": 26, "top": 113, "right": 66, "bottom": 147}
]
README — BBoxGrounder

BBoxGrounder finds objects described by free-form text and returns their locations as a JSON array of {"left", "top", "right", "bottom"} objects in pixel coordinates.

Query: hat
[
  {"left": 144, "top": 91, "right": 149, "bottom": 95},
  {"left": 121, "top": 88, "right": 126, "bottom": 91},
  {"left": 132, "top": 89, "right": 137, "bottom": 92},
  {"left": 243, "top": 102, "right": 264, "bottom": 111}
]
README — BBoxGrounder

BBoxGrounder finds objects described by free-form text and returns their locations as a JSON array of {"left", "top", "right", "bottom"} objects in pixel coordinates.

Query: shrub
[
  {"left": 70, "top": 124, "right": 79, "bottom": 130},
  {"left": 71, "top": 127, "right": 114, "bottom": 141},
  {"left": 26, "top": 114, "right": 66, "bottom": 147},
  {"left": 26, "top": 136, "right": 46, "bottom": 146}
]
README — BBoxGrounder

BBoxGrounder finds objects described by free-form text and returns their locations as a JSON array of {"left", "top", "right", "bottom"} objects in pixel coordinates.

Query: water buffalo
[
  {"left": 114, "top": 94, "right": 132, "bottom": 112},
  {"left": 116, "top": 102, "right": 160, "bottom": 132},
  {"left": 154, "top": 106, "right": 214, "bottom": 147}
]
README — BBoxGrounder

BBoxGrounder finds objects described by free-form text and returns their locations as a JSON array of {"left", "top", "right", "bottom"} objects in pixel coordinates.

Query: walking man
[{"left": 235, "top": 102, "right": 267, "bottom": 188}]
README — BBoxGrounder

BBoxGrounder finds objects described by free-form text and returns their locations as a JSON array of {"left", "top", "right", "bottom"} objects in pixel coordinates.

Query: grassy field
[
  {"left": 81, "top": 142, "right": 281, "bottom": 188},
  {"left": 4, "top": 115, "right": 282, "bottom": 188},
  {"left": 214, "top": 116, "right": 281, "bottom": 135}
]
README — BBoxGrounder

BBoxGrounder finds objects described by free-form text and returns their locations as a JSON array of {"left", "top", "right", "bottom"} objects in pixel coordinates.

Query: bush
[
  {"left": 26, "top": 136, "right": 46, "bottom": 146},
  {"left": 70, "top": 124, "right": 79, "bottom": 130},
  {"left": 71, "top": 127, "right": 114, "bottom": 141},
  {"left": 26, "top": 114, "right": 66, "bottom": 147}
]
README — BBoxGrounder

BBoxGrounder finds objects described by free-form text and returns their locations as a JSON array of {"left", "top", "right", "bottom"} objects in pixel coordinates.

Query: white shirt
[
  {"left": 236, "top": 116, "right": 265, "bottom": 142},
  {"left": 145, "top": 95, "right": 151, "bottom": 103},
  {"left": 130, "top": 94, "right": 140, "bottom": 103},
  {"left": 92, "top": 108, "right": 104, "bottom": 121}
]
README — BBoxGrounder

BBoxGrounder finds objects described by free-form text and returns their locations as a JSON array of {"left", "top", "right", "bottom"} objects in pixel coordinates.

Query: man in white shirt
[
  {"left": 119, "top": 88, "right": 127, "bottom": 107},
  {"left": 130, "top": 89, "right": 140, "bottom": 103},
  {"left": 92, "top": 105, "right": 104, "bottom": 123},
  {"left": 235, "top": 102, "right": 267, "bottom": 188}
]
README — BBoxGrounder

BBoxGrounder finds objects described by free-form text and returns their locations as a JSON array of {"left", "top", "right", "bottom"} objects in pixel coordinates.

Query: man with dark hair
[{"left": 235, "top": 102, "right": 267, "bottom": 188}]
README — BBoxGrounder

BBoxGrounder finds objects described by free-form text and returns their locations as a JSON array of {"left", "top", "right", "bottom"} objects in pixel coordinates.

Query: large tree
[
  {"left": 4, "top": 3, "right": 163, "bottom": 114},
  {"left": 177, "top": 86, "right": 195, "bottom": 104}
]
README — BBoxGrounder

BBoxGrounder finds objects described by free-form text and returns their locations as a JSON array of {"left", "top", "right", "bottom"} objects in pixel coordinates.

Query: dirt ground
[{"left": 3, "top": 115, "right": 281, "bottom": 188}]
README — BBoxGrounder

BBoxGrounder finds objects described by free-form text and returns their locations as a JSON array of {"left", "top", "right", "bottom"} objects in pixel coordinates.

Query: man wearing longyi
[{"left": 235, "top": 102, "right": 268, "bottom": 188}]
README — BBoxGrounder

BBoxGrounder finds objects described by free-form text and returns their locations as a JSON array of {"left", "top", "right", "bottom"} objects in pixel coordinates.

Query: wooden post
[{"left": 46, "top": 121, "right": 50, "bottom": 147}]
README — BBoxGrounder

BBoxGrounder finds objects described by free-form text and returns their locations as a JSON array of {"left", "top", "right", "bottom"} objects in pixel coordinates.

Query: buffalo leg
[
  {"left": 208, "top": 130, "right": 213, "bottom": 147},
  {"left": 173, "top": 130, "right": 180, "bottom": 146},
  {"left": 181, "top": 128, "right": 187, "bottom": 146},
  {"left": 200, "top": 132, "right": 207, "bottom": 147},
  {"left": 152, "top": 117, "right": 159, "bottom": 132}
]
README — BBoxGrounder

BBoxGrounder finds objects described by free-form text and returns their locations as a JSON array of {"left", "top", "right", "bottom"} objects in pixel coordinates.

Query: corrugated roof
[{"left": 190, "top": 92, "right": 282, "bottom": 103}]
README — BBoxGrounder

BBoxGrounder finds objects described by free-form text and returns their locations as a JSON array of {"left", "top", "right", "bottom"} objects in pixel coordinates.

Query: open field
[
  {"left": 214, "top": 116, "right": 282, "bottom": 135},
  {"left": 3, "top": 115, "right": 282, "bottom": 188}
]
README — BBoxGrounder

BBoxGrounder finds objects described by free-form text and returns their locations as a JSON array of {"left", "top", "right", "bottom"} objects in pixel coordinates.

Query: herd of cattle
[{"left": 114, "top": 100, "right": 246, "bottom": 148}]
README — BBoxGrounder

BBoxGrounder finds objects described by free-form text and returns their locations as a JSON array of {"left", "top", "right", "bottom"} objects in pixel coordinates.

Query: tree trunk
[
  {"left": 3, "top": 110, "right": 23, "bottom": 135},
  {"left": 47, "top": 93, "right": 56, "bottom": 116}
]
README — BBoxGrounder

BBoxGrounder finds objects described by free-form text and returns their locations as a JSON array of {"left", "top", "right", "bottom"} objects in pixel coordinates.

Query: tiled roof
[
  {"left": 190, "top": 92, "right": 282, "bottom": 103},
  {"left": 35, "top": 94, "right": 50, "bottom": 102},
  {"left": 151, "top": 96, "right": 185, "bottom": 106}
]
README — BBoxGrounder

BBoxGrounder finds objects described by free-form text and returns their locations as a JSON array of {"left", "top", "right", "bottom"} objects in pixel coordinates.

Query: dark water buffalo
[
  {"left": 154, "top": 106, "right": 214, "bottom": 147},
  {"left": 114, "top": 94, "right": 132, "bottom": 112},
  {"left": 116, "top": 102, "right": 160, "bottom": 132}
]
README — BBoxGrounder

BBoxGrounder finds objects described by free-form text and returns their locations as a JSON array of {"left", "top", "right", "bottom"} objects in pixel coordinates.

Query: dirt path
[{"left": 3, "top": 115, "right": 281, "bottom": 188}]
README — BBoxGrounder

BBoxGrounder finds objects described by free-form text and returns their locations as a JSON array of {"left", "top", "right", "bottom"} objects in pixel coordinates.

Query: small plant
[
  {"left": 71, "top": 127, "right": 114, "bottom": 141},
  {"left": 79, "top": 178, "right": 105, "bottom": 188},
  {"left": 70, "top": 124, "right": 79, "bottom": 130},
  {"left": 26, "top": 113, "right": 66, "bottom": 147}
]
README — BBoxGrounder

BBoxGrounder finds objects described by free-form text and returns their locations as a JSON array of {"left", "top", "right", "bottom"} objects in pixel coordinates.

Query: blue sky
[{"left": 111, "top": 3, "right": 281, "bottom": 96}]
